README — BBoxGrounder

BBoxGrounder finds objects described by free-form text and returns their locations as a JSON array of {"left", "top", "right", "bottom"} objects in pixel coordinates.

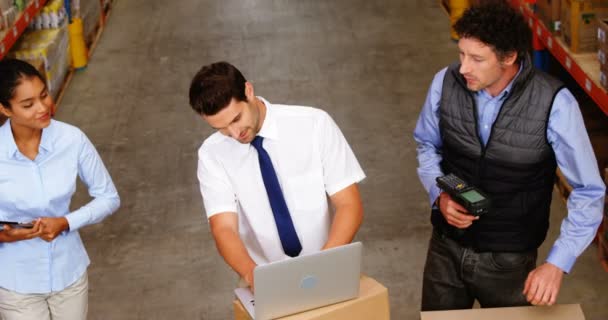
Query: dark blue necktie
[{"left": 251, "top": 136, "right": 302, "bottom": 257}]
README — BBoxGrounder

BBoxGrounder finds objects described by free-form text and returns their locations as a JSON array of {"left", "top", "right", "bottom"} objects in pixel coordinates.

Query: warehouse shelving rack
[
  {"left": 0, "top": 0, "right": 48, "bottom": 59},
  {"left": 510, "top": 0, "right": 608, "bottom": 272},
  {"left": 509, "top": 0, "right": 608, "bottom": 117},
  {"left": 0, "top": 0, "right": 114, "bottom": 122}
]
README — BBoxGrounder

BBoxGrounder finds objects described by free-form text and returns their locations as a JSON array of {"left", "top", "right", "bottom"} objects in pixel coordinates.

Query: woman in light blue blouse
[{"left": 0, "top": 59, "right": 120, "bottom": 320}]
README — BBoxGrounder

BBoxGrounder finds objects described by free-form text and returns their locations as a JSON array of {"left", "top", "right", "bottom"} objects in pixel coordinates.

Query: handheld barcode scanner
[{"left": 436, "top": 173, "right": 491, "bottom": 216}]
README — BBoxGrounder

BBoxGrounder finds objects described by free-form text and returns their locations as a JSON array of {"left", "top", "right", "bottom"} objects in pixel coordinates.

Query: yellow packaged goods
[
  {"left": 449, "top": 0, "right": 469, "bottom": 40},
  {"left": 233, "top": 276, "right": 390, "bottom": 320},
  {"left": 68, "top": 18, "right": 88, "bottom": 69},
  {"left": 9, "top": 26, "right": 71, "bottom": 98},
  {"left": 561, "top": 0, "right": 608, "bottom": 52},
  {"left": 32, "top": 0, "right": 67, "bottom": 30}
]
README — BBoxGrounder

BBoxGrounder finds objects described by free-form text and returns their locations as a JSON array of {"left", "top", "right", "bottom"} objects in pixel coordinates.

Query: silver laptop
[{"left": 235, "top": 242, "right": 362, "bottom": 320}]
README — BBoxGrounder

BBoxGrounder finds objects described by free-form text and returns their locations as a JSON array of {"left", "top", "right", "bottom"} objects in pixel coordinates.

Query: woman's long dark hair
[{"left": 0, "top": 59, "right": 45, "bottom": 109}]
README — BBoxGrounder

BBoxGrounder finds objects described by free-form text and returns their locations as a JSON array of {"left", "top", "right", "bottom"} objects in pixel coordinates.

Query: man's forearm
[
  {"left": 213, "top": 228, "right": 257, "bottom": 279},
  {"left": 323, "top": 204, "right": 363, "bottom": 249}
]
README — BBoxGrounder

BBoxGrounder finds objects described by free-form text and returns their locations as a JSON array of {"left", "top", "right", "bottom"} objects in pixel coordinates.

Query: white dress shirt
[{"left": 197, "top": 97, "right": 365, "bottom": 264}]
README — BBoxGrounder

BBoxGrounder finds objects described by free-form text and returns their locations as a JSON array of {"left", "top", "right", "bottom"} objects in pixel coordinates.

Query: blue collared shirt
[
  {"left": 414, "top": 67, "right": 606, "bottom": 273},
  {"left": 0, "top": 119, "right": 120, "bottom": 294}
]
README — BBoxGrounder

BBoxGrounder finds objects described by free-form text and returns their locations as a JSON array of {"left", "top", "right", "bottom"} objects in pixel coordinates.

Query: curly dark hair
[
  {"left": 454, "top": 1, "right": 531, "bottom": 63},
  {"left": 189, "top": 61, "right": 248, "bottom": 116}
]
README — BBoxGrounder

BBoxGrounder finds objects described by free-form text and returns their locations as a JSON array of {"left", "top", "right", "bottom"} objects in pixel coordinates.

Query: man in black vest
[{"left": 414, "top": 2, "right": 606, "bottom": 311}]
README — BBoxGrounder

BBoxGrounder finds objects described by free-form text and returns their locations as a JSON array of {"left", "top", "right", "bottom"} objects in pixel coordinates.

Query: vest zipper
[
  {"left": 467, "top": 90, "right": 485, "bottom": 184},
  {"left": 467, "top": 90, "right": 513, "bottom": 180}
]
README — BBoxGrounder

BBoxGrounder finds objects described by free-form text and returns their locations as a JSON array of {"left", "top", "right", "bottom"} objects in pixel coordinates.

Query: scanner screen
[{"left": 461, "top": 190, "right": 484, "bottom": 203}]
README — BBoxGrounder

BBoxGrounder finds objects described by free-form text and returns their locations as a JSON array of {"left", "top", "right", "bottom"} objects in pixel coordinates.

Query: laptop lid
[{"left": 247, "top": 241, "right": 362, "bottom": 320}]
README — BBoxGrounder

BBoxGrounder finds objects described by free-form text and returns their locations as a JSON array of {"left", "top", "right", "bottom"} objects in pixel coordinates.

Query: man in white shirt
[{"left": 189, "top": 61, "right": 366, "bottom": 289}]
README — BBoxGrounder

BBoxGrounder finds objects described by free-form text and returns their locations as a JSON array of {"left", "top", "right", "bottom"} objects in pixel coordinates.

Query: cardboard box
[
  {"left": 0, "top": 0, "right": 12, "bottom": 12},
  {"left": 233, "top": 275, "right": 390, "bottom": 320},
  {"left": 600, "top": 69, "right": 608, "bottom": 90},
  {"left": 537, "top": 0, "right": 562, "bottom": 32},
  {"left": 1, "top": 7, "right": 16, "bottom": 30},
  {"left": 421, "top": 304, "right": 585, "bottom": 320},
  {"left": 598, "top": 49, "right": 608, "bottom": 72},
  {"left": 561, "top": 0, "right": 608, "bottom": 52},
  {"left": 597, "top": 19, "right": 608, "bottom": 77},
  {"left": 597, "top": 17, "right": 608, "bottom": 53}
]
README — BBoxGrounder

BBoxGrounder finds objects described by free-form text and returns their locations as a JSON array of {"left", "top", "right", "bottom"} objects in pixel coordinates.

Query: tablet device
[{"left": 0, "top": 221, "right": 34, "bottom": 229}]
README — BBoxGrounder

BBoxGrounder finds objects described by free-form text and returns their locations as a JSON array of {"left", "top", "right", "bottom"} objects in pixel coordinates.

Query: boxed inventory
[
  {"left": 421, "top": 304, "right": 585, "bottom": 320},
  {"left": 233, "top": 276, "right": 389, "bottom": 320},
  {"left": 561, "top": 0, "right": 608, "bottom": 52},
  {"left": 10, "top": 25, "right": 71, "bottom": 99},
  {"left": 537, "top": 0, "right": 562, "bottom": 32},
  {"left": 598, "top": 17, "right": 608, "bottom": 83}
]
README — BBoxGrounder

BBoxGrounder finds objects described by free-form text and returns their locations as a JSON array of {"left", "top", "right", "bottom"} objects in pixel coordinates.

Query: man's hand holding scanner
[
  {"left": 437, "top": 192, "right": 479, "bottom": 229},
  {"left": 0, "top": 219, "right": 43, "bottom": 243}
]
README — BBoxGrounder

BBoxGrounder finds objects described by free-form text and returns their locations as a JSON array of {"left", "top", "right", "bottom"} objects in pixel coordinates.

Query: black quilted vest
[{"left": 435, "top": 55, "right": 564, "bottom": 252}]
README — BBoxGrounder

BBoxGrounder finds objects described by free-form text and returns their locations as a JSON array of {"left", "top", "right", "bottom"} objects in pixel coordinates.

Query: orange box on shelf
[
  {"left": 598, "top": 49, "right": 608, "bottom": 74},
  {"left": 598, "top": 17, "right": 608, "bottom": 52},
  {"left": 537, "top": 0, "right": 562, "bottom": 32},
  {"left": 233, "top": 275, "right": 390, "bottom": 320},
  {"left": 600, "top": 69, "right": 608, "bottom": 90},
  {"left": 561, "top": 0, "right": 608, "bottom": 52},
  {"left": 597, "top": 18, "right": 608, "bottom": 75}
]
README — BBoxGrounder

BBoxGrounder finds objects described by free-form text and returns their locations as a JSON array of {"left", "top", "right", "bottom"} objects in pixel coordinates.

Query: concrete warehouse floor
[{"left": 55, "top": 1, "right": 608, "bottom": 319}]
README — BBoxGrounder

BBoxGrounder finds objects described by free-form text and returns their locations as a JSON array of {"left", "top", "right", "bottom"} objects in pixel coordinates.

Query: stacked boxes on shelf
[
  {"left": 31, "top": 0, "right": 67, "bottom": 30},
  {"left": 561, "top": 0, "right": 608, "bottom": 53},
  {"left": 10, "top": 27, "right": 71, "bottom": 98},
  {"left": 537, "top": 0, "right": 562, "bottom": 32},
  {"left": 576, "top": 90, "right": 608, "bottom": 184},
  {"left": 10, "top": 0, "right": 70, "bottom": 99},
  {"left": 598, "top": 18, "right": 608, "bottom": 89},
  {"left": 0, "top": 0, "right": 18, "bottom": 32}
]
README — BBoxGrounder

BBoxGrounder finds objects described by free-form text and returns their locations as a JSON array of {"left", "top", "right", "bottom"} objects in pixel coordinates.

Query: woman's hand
[
  {"left": 39, "top": 217, "right": 69, "bottom": 242},
  {"left": 0, "top": 220, "right": 43, "bottom": 243}
]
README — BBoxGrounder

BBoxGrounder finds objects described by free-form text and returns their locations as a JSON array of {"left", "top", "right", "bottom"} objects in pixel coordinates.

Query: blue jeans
[{"left": 421, "top": 228, "right": 537, "bottom": 311}]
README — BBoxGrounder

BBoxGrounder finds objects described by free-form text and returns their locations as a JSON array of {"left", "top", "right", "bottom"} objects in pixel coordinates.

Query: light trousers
[{"left": 0, "top": 271, "right": 88, "bottom": 320}]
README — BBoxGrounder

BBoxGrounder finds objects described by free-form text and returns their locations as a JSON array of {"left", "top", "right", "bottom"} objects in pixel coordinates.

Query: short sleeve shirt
[{"left": 197, "top": 97, "right": 365, "bottom": 264}]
